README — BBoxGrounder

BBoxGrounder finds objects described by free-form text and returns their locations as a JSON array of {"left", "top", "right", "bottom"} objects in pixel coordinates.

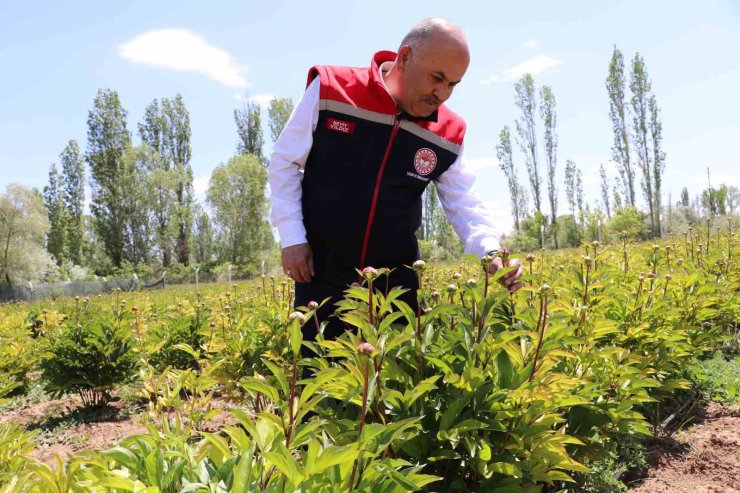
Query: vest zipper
[{"left": 358, "top": 116, "right": 400, "bottom": 278}]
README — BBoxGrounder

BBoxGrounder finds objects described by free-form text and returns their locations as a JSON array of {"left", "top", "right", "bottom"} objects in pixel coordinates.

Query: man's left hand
[{"left": 487, "top": 256, "right": 524, "bottom": 293}]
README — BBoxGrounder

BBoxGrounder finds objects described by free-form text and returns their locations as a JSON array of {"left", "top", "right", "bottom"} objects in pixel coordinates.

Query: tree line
[
  {"left": 497, "top": 46, "right": 737, "bottom": 251},
  {"left": 0, "top": 91, "right": 293, "bottom": 285}
]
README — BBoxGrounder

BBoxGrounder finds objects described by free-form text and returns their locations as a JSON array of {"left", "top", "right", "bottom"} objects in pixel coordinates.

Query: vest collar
[{"left": 371, "top": 50, "right": 439, "bottom": 123}]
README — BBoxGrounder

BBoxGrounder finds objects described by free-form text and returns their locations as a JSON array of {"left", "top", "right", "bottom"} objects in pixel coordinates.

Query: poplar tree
[
  {"left": 43, "top": 163, "right": 69, "bottom": 264},
  {"left": 268, "top": 97, "right": 294, "bottom": 143},
  {"left": 139, "top": 94, "right": 194, "bottom": 265},
  {"left": 539, "top": 85, "right": 558, "bottom": 247},
  {"left": 60, "top": 140, "right": 85, "bottom": 265},
  {"left": 496, "top": 126, "right": 526, "bottom": 231},
  {"left": 649, "top": 94, "right": 665, "bottom": 237},
  {"left": 86, "top": 88, "right": 131, "bottom": 268},
  {"left": 630, "top": 53, "right": 655, "bottom": 233},
  {"left": 514, "top": 74, "right": 541, "bottom": 214},
  {"left": 599, "top": 164, "right": 612, "bottom": 219},
  {"left": 606, "top": 46, "right": 635, "bottom": 206},
  {"left": 235, "top": 102, "right": 265, "bottom": 162}
]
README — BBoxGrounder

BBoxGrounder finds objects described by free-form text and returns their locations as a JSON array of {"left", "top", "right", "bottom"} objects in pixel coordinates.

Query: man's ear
[{"left": 397, "top": 45, "right": 412, "bottom": 69}]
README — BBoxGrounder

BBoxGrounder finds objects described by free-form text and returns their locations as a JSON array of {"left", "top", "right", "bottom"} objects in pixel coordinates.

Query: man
[{"left": 268, "top": 17, "right": 522, "bottom": 343}]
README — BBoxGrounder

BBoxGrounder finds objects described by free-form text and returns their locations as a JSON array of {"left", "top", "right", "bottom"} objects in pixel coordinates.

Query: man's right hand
[{"left": 281, "top": 243, "right": 314, "bottom": 283}]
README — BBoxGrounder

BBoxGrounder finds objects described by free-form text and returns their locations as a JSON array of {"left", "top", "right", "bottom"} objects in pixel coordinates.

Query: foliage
[
  {"left": 0, "top": 224, "right": 736, "bottom": 491},
  {"left": 686, "top": 353, "right": 740, "bottom": 404},
  {"left": 235, "top": 101, "right": 265, "bottom": 161},
  {"left": 267, "top": 97, "right": 294, "bottom": 143},
  {"left": 0, "top": 184, "right": 55, "bottom": 285},
  {"left": 515, "top": 73, "right": 541, "bottom": 215},
  {"left": 207, "top": 154, "right": 270, "bottom": 265},
  {"left": 497, "top": 125, "right": 527, "bottom": 232},
  {"left": 606, "top": 206, "right": 649, "bottom": 240},
  {"left": 86, "top": 88, "right": 132, "bottom": 268},
  {"left": 39, "top": 304, "right": 139, "bottom": 407}
]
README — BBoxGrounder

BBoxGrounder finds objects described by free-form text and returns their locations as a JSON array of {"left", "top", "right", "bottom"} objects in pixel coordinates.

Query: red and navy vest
[{"left": 302, "top": 50, "right": 466, "bottom": 286}]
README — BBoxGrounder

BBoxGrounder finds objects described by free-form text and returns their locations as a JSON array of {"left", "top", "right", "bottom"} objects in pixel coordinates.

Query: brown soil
[
  {"left": 0, "top": 393, "right": 240, "bottom": 465},
  {"left": 629, "top": 401, "right": 740, "bottom": 493}
]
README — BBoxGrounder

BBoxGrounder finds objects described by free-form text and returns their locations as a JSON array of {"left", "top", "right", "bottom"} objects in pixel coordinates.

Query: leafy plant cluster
[{"left": 0, "top": 223, "right": 736, "bottom": 492}]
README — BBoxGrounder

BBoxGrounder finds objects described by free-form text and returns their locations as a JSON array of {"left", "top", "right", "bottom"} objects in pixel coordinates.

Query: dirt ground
[
  {"left": 629, "top": 401, "right": 740, "bottom": 493},
  {"left": 0, "top": 392, "right": 238, "bottom": 465}
]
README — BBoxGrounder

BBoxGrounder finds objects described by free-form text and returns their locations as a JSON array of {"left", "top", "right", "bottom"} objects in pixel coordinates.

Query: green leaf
[{"left": 490, "top": 461, "right": 522, "bottom": 478}]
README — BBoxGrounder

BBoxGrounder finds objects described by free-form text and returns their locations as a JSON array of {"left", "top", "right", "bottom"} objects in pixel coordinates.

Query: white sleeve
[
  {"left": 267, "top": 77, "right": 320, "bottom": 248},
  {"left": 435, "top": 144, "right": 501, "bottom": 259}
]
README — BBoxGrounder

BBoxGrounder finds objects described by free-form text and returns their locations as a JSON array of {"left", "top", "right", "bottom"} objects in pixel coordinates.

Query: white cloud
[
  {"left": 482, "top": 54, "right": 563, "bottom": 84},
  {"left": 193, "top": 175, "right": 209, "bottom": 198},
  {"left": 464, "top": 155, "right": 499, "bottom": 173},
  {"left": 522, "top": 39, "right": 538, "bottom": 48},
  {"left": 118, "top": 29, "right": 247, "bottom": 89},
  {"left": 234, "top": 93, "right": 275, "bottom": 107}
]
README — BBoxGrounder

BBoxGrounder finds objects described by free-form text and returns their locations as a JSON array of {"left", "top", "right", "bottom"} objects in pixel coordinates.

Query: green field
[{"left": 1, "top": 230, "right": 738, "bottom": 492}]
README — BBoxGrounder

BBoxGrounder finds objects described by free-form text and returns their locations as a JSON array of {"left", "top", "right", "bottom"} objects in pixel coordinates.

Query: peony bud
[
  {"left": 412, "top": 260, "right": 426, "bottom": 272},
  {"left": 362, "top": 266, "right": 378, "bottom": 281},
  {"left": 307, "top": 300, "right": 319, "bottom": 310},
  {"left": 358, "top": 342, "right": 375, "bottom": 355},
  {"left": 526, "top": 253, "right": 536, "bottom": 262},
  {"left": 289, "top": 311, "right": 306, "bottom": 325}
]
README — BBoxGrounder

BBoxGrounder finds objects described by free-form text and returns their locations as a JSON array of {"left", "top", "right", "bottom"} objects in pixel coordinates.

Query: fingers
[
  {"left": 491, "top": 256, "right": 523, "bottom": 293},
  {"left": 282, "top": 243, "right": 313, "bottom": 283}
]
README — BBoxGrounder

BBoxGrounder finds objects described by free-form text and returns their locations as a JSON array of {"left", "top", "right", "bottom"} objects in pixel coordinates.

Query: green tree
[
  {"left": 680, "top": 187, "right": 690, "bottom": 207},
  {"left": 43, "top": 163, "right": 69, "bottom": 265},
  {"left": 207, "top": 154, "right": 269, "bottom": 264},
  {"left": 119, "top": 145, "right": 156, "bottom": 267},
  {"left": 139, "top": 95, "right": 194, "bottom": 265},
  {"left": 268, "top": 97, "right": 295, "bottom": 143},
  {"left": 86, "top": 89, "right": 132, "bottom": 268},
  {"left": 599, "top": 163, "right": 612, "bottom": 219},
  {"left": 60, "top": 140, "right": 85, "bottom": 265},
  {"left": 496, "top": 125, "right": 526, "bottom": 231},
  {"left": 648, "top": 94, "right": 665, "bottom": 236},
  {"left": 606, "top": 206, "right": 648, "bottom": 240},
  {"left": 606, "top": 46, "right": 635, "bottom": 207},
  {"left": 162, "top": 95, "right": 194, "bottom": 265},
  {"left": 235, "top": 102, "right": 265, "bottom": 162},
  {"left": 564, "top": 160, "right": 579, "bottom": 226},
  {"left": 630, "top": 53, "right": 655, "bottom": 234},
  {"left": 514, "top": 74, "right": 541, "bottom": 214},
  {"left": 613, "top": 183, "right": 623, "bottom": 211},
  {"left": 539, "top": 85, "right": 558, "bottom": 247},
  {"left": 192, "top": 204, "right": 214, "bottom": 264},
  {"left": 0, "top": 184, "right": 54, "bottom": 284}
]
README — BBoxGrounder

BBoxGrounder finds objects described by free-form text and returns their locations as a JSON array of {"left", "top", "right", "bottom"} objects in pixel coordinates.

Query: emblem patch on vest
[
  {"left": 414, "top": 148, "right": 437, "bottom": 176},
  {"left": 326, "top": 118, "right": 355, "bottom": 134}
]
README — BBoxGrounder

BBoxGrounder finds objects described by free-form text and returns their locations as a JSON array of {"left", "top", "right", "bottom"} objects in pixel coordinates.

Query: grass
[{"left": 687, "top": 352, "right": 740, "bottom": 405}]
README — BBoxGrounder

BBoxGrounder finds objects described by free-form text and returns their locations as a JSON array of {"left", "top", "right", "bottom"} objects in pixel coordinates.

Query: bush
[
  {"left": 606, "top": 206, "right": 650, "bottom": 241},
  {"left": 40, "top": 317, "right": 139, "bottom": 407}
]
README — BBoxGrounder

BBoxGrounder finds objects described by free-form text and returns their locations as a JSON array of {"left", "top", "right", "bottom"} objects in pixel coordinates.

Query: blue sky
[{"left": 1, "top": 0, "right": 738, "bottom": 234}]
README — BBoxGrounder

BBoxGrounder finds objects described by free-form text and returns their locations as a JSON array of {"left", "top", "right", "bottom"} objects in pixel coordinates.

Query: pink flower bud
[{"left": 358, "top": 342, "right": 375, "bottom": 355}]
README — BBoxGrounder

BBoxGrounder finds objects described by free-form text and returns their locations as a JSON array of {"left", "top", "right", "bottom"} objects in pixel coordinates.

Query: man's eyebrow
[{"left": 434, "top": 70, "right": 462, "bottom": 85}]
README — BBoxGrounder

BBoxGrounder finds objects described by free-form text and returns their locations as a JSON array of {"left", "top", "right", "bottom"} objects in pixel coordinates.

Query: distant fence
[{"left": 0, "top": 277, "right": 163, "bottom": 303}]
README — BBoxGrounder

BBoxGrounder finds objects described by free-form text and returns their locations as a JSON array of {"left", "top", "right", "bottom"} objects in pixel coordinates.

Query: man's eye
[{"left": 432, "top": 75, "right": 443, "bottom": 83}]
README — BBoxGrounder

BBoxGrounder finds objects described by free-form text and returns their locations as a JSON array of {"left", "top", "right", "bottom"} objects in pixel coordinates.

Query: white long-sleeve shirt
[{"left": 268, "top": 77, "right": 501, "bottom": 259}]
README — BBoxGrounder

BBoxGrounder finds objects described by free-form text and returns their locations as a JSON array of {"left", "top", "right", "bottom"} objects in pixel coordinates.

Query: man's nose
[{"left": 434, "top": 84, "right": 451, "bottom": 102}]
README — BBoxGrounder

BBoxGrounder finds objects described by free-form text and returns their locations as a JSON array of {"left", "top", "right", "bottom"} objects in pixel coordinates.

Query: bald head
[
  {"left": 399, "top": 17, "right": 469, "bottom": 57},
  {"left": 384, "top": 17, "right": 470, "bottom": 117}
]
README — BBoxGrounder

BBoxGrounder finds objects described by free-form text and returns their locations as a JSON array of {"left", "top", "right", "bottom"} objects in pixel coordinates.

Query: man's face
[{"left": 395, "top": 39, "right": 470, "bottom": 117}]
